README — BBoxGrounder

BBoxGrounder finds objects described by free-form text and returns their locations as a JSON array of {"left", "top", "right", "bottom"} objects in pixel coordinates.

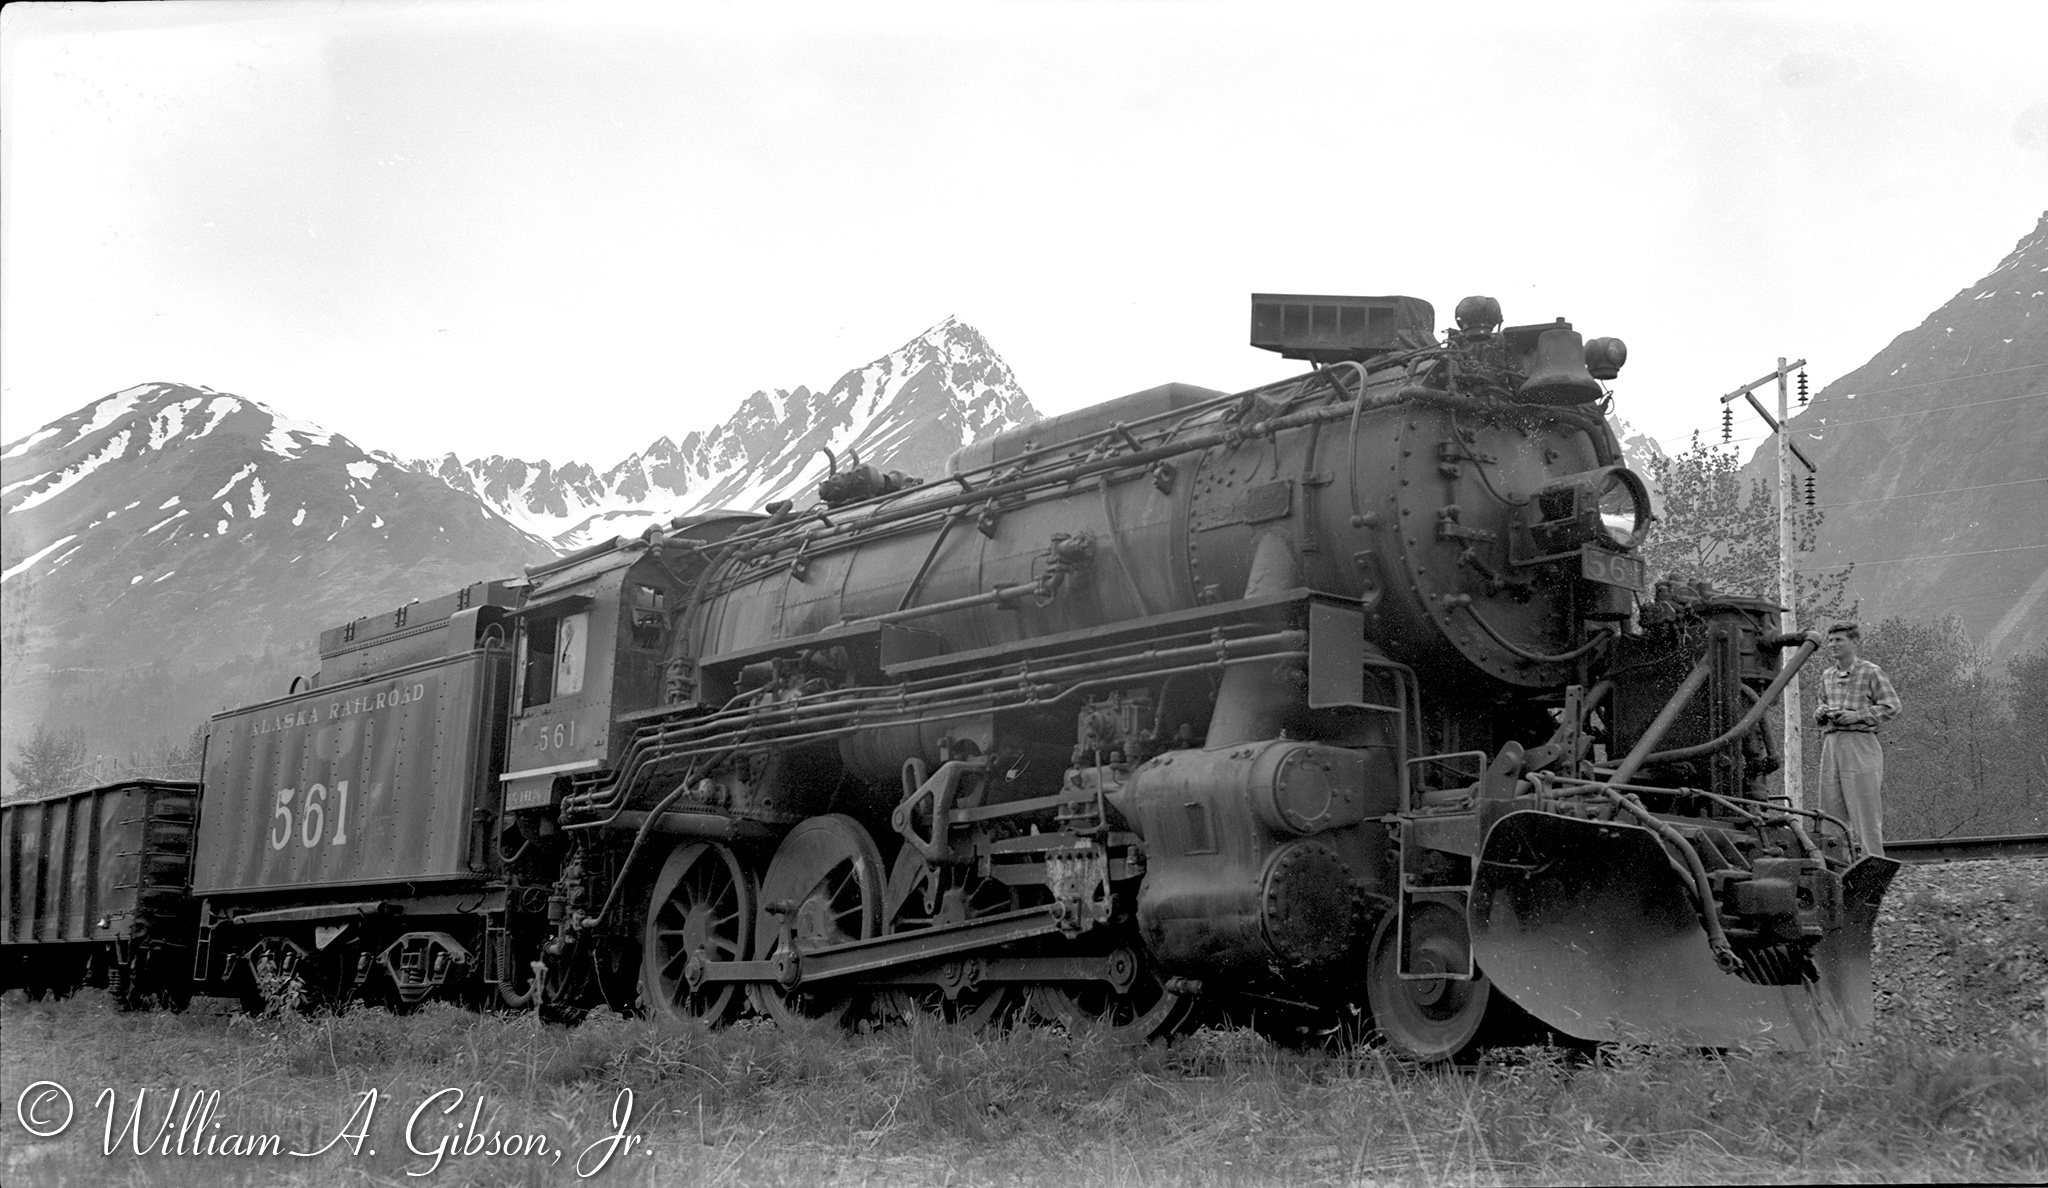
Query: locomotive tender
[{"left": 1, "top": 293, "right": 1899, "bottom": 1060}]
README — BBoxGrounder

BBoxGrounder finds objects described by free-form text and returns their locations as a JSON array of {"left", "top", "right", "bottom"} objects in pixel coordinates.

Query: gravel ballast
[{"left": 1871, "top": 858, "right": 2048, "bottom": 1045}]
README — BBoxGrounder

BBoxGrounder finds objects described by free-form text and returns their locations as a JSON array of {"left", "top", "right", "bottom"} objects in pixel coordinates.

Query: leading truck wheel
[
  {"left": 747, "top": 814, "right": 882, "bottom": 1028},
  {"left": 641, "top": 841, "right": 755, "bottom": 1026},
  {"left": 1366, "top": 903, "right": 1496, "bottom": 1063}
]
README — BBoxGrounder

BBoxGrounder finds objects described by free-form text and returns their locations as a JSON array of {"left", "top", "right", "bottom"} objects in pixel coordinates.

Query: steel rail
[{"left": 1886, "top": 833, "right": 2048, "bottom": 864}]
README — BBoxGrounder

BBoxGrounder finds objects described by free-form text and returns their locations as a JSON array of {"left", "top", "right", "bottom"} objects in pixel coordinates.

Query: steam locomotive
[{"left": 1, "top": 293, "right": 1899, "bottom": 1061}]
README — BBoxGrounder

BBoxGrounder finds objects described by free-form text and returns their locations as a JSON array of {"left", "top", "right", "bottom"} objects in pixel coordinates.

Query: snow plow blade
[{"left": 1470, "top": 810, "right": 1898, "bottom": 1050}]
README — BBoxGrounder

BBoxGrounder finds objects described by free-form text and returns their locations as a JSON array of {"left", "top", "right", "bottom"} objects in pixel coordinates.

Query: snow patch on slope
[
  {"left": 148, "top": 398, "right": 201, "bottom": 449},
  {"left": 264, "top": 411, "right": 336, "bottom": 458},
  {"left": 2, "top": 534, "right": 78, "bottom": 583},
  {"left": 10, "top": 430, "right": 133, "bottom": 512},
  {"left": 2, "top": 427, "right": 62, "bottom": 459},
  {"left": 189, "top": 397, "right": 239, "bottom": 440},
  {"left": 211, "top": 463, "right": 258, "bottom": 499}
]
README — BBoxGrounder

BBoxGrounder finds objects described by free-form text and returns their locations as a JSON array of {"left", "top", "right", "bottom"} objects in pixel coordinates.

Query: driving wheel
[
  {"left": 1026, "top": 945, "right": 1192, "bottom": 1043},
  {"left": 874, "top": 859, "right": 1022, "bottom": 1029},
  {"left": 748, "top": 814, "right": 882, "bottom": 1027},
  {"left": 641, "top": 841, "right": 755, "bottom": 1025}
]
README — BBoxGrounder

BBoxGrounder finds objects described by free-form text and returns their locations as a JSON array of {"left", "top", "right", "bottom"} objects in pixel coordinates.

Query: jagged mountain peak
[
  {"left": 3, "top": 381, "right": 345, "bottom": 475},
  {"left": 3, "top": 381, "right": 555, "bottom": 786},
  {"left": 420, "top": 318, "right": 1039, "bottom": 549}
]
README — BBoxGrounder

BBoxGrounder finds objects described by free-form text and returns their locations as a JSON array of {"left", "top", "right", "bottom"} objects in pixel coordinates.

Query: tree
[
  {"left": 1790, "top": 617, "right": 2043, "bottom": 839},
  {"left": 5, "top": 724, "right": 88, "bottom": 801},
  {"left": 131, "top": 724, "right": 207, "bottom": 781},
  {"left": 1639, "top": 433, "right": 1853, "bottom": 624},
  {"left": 1999, "top": 641, "right": 2048, "bottom": 827}
]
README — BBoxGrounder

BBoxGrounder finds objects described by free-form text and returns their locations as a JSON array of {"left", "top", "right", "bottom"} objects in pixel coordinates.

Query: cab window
[
  {"left": 521, "top": 611, "right": 589, "bottom": 709},
  {"left": 630, "top": 584, "right": 668, "bottom": 650}
]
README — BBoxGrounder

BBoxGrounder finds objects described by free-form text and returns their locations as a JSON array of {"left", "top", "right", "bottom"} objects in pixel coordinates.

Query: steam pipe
[
  {"left": 1456, "top": 602, "right": 1614, "bottom": 665},
  {"left": 1600, "top": 787, "right": 1740, "bottom": 972},
  {"left": 1603, "top": 657, "right": 1712, "bottom": 788},
  {"left": 569, "top": 630, "right": 1306, "bottom": 817},
  {"left": 846, "top": 573, "right": 1056, "bottom": 628},
  {"left": 568, "top": 649, "right": 1309, "bottom": 822},
  {"left": 1630, "top": 639, "right": 1819, "bottom": 764}
]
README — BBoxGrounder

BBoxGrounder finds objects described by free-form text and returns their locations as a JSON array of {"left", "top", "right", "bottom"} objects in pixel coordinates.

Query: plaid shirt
[{"left": 1818, "top": 658, "right": 1901, "bottom": 732}]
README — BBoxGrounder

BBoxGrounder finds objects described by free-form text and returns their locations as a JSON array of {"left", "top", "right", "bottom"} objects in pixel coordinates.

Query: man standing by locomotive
[{"left": 1813, "top": 622, "right": 1901, "bottom": 857}]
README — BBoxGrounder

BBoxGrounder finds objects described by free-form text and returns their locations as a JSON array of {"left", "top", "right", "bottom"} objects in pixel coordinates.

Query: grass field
[
  {"left": 5, "top": 992, "right": 2042, "bottom": 1187},
  {"left": 3, "top": 866, "right": 2042, "bottom": 1187}
]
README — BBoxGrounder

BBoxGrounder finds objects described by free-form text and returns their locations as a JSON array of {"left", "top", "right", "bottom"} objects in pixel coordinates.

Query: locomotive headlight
[
  {"left": 1531, "top": 466, "right": 1651, "bottom": 551},
  {"left": 1592, "top": 469, "right": 1649, "bottom": 547}
]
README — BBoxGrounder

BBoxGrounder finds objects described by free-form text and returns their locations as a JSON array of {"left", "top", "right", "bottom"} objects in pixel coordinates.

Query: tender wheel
[
  {"left": 641, "top": 842, "right": 755, "bottom": 1025},
  {"left": 1026, "top": 946, "right": 1192, "bottom": 1043},
  {"left": 1366, "top": 902, "right": 1496, "bottom": 1063},
  {"left": 875, "top": 861, "right": 1021, "bottom": 1029},
  {"left": 748, "top": 814, "right": 883, "bottom": 1028}
]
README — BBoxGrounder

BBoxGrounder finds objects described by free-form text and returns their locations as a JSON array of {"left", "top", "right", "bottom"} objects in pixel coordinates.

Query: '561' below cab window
[{"left": 520, "top": 611, "right": 588, "bottom": 709}]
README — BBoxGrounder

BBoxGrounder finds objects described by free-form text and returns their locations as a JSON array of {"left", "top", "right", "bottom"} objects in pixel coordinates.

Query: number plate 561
[{"left": 1580, "top": 546, "right": 1646, "bottom": 591}]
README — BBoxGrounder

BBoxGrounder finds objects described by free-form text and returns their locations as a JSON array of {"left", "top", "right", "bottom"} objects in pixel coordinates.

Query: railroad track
[{"left": 1887, "top": 833, "right": 2048, "bottom": 864}]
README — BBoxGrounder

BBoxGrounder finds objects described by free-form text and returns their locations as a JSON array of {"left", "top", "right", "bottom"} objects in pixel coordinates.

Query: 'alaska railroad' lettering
[{"left": 247, "top": 683, "right": 427, "bottom": 737}]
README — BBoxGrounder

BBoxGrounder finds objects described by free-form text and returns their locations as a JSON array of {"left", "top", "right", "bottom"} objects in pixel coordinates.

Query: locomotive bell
[{"left": 1516, "top": 324, "right": 1605, "bottom": 404}]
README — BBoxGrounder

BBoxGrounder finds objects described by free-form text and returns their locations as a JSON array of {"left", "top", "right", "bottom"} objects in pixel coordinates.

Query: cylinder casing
[{"left": 1111, "top": 739, "right": 1398, "bottom": 979}]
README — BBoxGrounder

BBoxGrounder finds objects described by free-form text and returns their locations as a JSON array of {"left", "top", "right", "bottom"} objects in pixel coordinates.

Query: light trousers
[{"left": 1818, "top": 730, "right": 1885, "bottom": 858}]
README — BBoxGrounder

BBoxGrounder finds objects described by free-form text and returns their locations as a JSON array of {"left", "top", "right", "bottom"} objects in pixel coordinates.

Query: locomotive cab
[{"left": 501, "top": 538, "right": 688, "bottom": 813}]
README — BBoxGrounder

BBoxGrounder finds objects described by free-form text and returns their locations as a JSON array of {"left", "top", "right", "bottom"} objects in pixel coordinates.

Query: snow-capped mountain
[
  {"left": 0, "top": 319, "right": 1040, "bottom": 789},
  {"left": 1741, "top": 211, "right": 2048, "bottom": 660},
  {"left": 1608, "top": 414, "right": 1668, "bottom": 515},
  {"left": 412, "top": 317, "right": 1039, "bottom": 549},
  {"left": 1, "top": 382, "right": 556, "bottom": 780}
]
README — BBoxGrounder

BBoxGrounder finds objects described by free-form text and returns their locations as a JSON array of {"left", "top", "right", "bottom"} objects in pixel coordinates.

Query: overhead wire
[
  {"left": 1845, "top": 591, "right": 2041, "bottom": 620},
  {"left": 1807, "top": 543, "right": 2048, "bottom": 570},
  {"left": 1815, "top": 475, "right": 2047, "bottom": 509},
  {"left": 1817, "top": 360, "right": 2048, "bottom": 400},
  {"left": 1636, "top": 361, "right": 2048, "bottom": 453},
  {"left": 1807, "top": 388, "right": 2046, "bottom": 428}
]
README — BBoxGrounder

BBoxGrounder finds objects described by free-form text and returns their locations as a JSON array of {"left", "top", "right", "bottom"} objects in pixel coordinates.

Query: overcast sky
[{"left": 4, "top": 0, "right": 2044, "bottom": 464}]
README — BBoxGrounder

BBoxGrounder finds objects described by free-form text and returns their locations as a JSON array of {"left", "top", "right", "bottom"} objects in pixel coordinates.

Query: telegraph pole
[{"left": 1719, "top": 358, "right": 1814, "bottom": 808}]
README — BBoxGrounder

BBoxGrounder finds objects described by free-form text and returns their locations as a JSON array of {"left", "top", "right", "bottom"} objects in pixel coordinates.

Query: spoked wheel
[
  {"left": 642, "top": 842, "right": 756, "bottom": 1025},
  {"left": 1026, "top": 945, "right": 1193, "bottom": 1043},
  {"left": 1366, "top": 902, "right": 1498, "bottom": 1063},
  {"left": 748, "top": 814, "right": 883, "bottom": 1028},
  {"left": 874, "top": 861, "right": 1022, "bottom": 1029}
]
